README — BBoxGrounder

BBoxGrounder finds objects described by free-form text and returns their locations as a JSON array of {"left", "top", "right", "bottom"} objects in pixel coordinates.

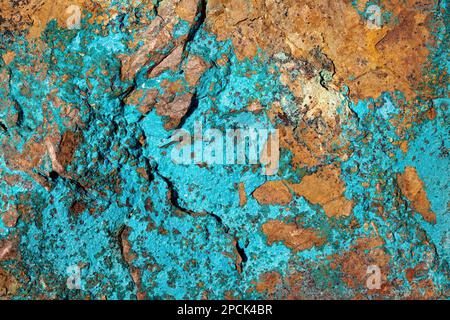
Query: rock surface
[{"left": 0, "top": 0, "right": 448, "bottom": 299}]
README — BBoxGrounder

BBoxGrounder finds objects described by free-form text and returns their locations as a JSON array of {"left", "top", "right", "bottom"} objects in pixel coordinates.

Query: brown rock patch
[
  {"left": 57, "top": 130, "right": 82, "bottom": 170},
  {"left": 397, "top": 166, "right": 436, "bottom": 223},
  {"left": 262, "top": 220, "right": 326, "bottom": 252},
  {"left": 290, "top": 164, "right": 354, "bottom": 217},
  {"left": 252, "top": 180, "right": 292, "bottom": 205},
  {"left": 206, "top": 0, "right": 435, "bottom": 100}
]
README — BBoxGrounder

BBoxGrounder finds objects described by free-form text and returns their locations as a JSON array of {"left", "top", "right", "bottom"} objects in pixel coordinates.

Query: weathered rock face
[
  {"left": 206, "top": 0, "right": 439, "bottom": 100},
  {"left": 0, "top": 0, "right": 448, "bottom": 300}
]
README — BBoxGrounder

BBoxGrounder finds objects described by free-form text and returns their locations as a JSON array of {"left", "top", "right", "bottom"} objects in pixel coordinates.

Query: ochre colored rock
[
  {"left": 57, "top": 130, "right": 82, "bottom": 170},
  {"left": 156, "top": 92, "right": 193, "bottom": 129},
  {"left": 0, "top": 268, "right": 20, "bottom": 297},
  {"left": 1, "top": 208, "right": 19, "bottom": 228},
  {"left": 125, "top": 88, "right": 159, "bottom": 115},
  {"left": 238, "top": 182, "right": 247, "bottom": 207},
  {"left": 183, "top": 55, "right": 210, "bottom": 87},
  {"left": 397, "top": 166, "right": 436, "bottom": 223},
  {"left": 148, "top": 45, "right": 184, "bottom": 78},
  {"left": 206, "top": 0, "right": 434, "bottom": 100}
]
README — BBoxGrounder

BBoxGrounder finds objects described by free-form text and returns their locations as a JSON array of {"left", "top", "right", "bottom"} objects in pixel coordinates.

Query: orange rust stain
[
  {"left": 252, "top": 180, "right": 292, "bottom": 205},
  {"left": 261, "top": 220, "right": 326, "bottom": 252},
  {"left": 238, "top": 182, "right": 247, "bottom": 207},
  {"left": 290, "top": 164, "right": 354, "bottom": 217}
]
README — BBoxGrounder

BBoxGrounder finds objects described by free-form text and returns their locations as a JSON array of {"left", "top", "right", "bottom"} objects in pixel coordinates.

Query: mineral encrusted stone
[{"left": 0, "top": 0, "right": 449, "bottom": 299}]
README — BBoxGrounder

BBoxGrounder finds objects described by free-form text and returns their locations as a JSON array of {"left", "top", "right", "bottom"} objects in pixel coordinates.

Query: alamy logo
[
  {"left": 170, "top": 121, "right": 280, "bottom": 175},
  {"left": 366, "top": 5, "right": 382, "bottom": 29}
]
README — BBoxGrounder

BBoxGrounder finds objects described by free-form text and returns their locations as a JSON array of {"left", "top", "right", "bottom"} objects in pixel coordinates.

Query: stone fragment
[
  {"left": 252, "top": 180, "right": 292, "bottom": 205},
  {"left": 206, "top": 0, "right": 434, "bottom": 100},
  {"left": 238, "top": 182, "right": 247, "bottom": 207},
  {"left": 175, "top": 0, "right": 200, "bottom": 23},
  {"left": 290, "top": 165, "right": 353, "bottom": 217},
  {"left": 156, "top": 92, "right": 193, "bottom": 129},
  {"left": 125, "top": 88, "right": 159, "bottom": 115},
  {"left": 1, "top": 208, "right": 19, "bottom": 228},
  {"left": 120, "top": 17, "right": 173, "bottom": 81},
  {"left": 0, "top": 238, "right": 19, "bottom": 261},
  {"left": 397, "top": 166, "right": 436, "bottom": 223},
  {"left": 2, "top": 51, "right": 15, "bottom": 65},
  {"left": 183, "top": 55, "right": 210, "bottom": 87},
  {"left": 57, "top": 130, "right": 82, "bottom": 170},
  {"left": 0, "top": 268, "right": 20, "bottom": 298},
  {"left": 262, "top": 220, "right": 326, "bottom": 252},
  {"left": 255, "top": 271, "right": 282, "bottom": 295}
]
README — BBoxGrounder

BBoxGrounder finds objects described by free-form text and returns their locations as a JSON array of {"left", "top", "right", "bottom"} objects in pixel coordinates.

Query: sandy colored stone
[
  {"left": 290, "top": 164, "right": 354, "bottom": 217},
  {"left": 2, "top": 51, "right": 15, "bottom": 65},
  {"left": 175, "top": 0, "right": 200, "bottom": 23},
  {"left": 252, "top": 180, "right": 292, "bottom": 205},
  {"left": 262, "top": 220, "right": 326, "bottom": 252},
  {"left": 1, "top": 208, "right": 19, "bottom": 228},
  {"left": 397, "top": 166, "right": 436, "bottom": 223},
  {"left": 333, "top": 236, "right": 390, "bottom": 291},
  {"left": 120, "top": 16, "right": 173, "bottom": 81},
  {"left": 268, "top": 94, "right": 350, "bottom": 171},
  {"left": 206, "top": 0, "right": 435, "bottom": 100},
  {"left": 255, "top": 271, "right": 282, "bottom": 295},
  {"left": 121, "top": 0, "right": 201, "bottom": 82},
  {"left": 0, "top": 238, "right": 19, "bottom": 262},
  {"left": 0, "top": 0, "right": 91, "bottom": 36}
]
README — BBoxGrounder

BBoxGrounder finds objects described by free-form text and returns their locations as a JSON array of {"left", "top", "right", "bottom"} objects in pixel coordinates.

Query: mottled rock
[
  {"left": 252, "top": 180, "right": 292, "bottom": 205},
  {"left": 291, "top": 165, "right": 354, "bottom": 217},
  {"left": 397, "top": 166, "right": 436, "bottom": 223},
  {"left": 262, "top": 220, "right": 326, "bottom": 252}
]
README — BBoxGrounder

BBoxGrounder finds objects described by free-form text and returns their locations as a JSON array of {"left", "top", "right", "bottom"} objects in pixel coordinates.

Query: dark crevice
[
  {"left": 142, "top": 158, "right": 155, "bottom": 182},
  {"left": 117, "top": 225, "right": 127, "bottom": 259},
  {"left": 153, "top": 0, "right": 162, "bottom": 18},
  {"left": 13, "top": 100, "right": 24, "bottom": 127}
]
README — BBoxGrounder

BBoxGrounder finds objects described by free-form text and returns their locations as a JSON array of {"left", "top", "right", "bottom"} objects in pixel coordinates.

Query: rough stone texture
[
  {"left": 0, "top": 0, "right": 449, "bottom": 300},
  {"left": 397, "top": 166, "right": 436, "bottom": 223},
  {"left": 290, "top": 165, "right": 354, "bottom": 217},
  {"left": 261, "top": 220, "right": 325, "bottom": 252},
  {"left": 253, "top": 180, "right": 292, "bottom": 206}
]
